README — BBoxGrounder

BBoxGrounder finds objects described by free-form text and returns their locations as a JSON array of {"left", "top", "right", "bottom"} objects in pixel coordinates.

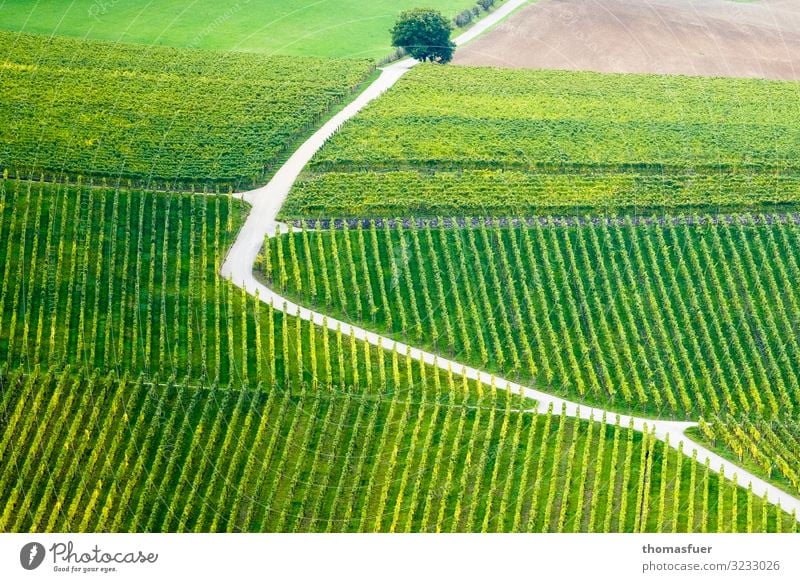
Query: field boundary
[{"left": 282, "top": 212, "right": 800, "bottom": 230}]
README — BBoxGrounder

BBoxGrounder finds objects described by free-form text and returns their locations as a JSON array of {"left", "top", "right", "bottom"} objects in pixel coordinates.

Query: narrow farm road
[{"left": 221, "top": 0, "right": 800, "bottom": 522}]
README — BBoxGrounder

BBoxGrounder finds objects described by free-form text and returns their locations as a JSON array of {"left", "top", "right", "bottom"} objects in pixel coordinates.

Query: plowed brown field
[{"left": 454, "top": 0, "right": 800, "bottom": 79}]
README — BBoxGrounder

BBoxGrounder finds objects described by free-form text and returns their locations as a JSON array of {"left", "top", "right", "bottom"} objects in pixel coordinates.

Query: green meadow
[{"left": 0, "top": 0, "right": 474, "bottom": 59}]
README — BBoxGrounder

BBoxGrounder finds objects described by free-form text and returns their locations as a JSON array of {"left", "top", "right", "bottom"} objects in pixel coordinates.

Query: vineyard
[
  {"left": 281, "top": 170, "right": 800, "bottom": 218},
  {"left": 2, "top": 368, "right": 795, "bottom": 533},
  {"left": 0, "top": 32, "right": 373, "bottom": 189},
  {"left": 4, "top": 177, "right": 798, "bottom": 531},
  {"left": 696, "top": 417, "right": 800, "bottom": 497},
  {"left": 281, "top": 65, "right": 800, "bottom": 217},
  {"left": 2, "top": 15, "right": 800, "bottom": 538},
  {"left": 0, "top": 179, "right": 525, "bottom": 397},
  {"left": 260, "top": 216, "right": 800, "bottom": 421}
]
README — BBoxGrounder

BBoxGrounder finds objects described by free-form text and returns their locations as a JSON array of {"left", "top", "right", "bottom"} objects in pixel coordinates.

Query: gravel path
[{"left": 221, "top": 0, "right": 800, "bottom": 524}]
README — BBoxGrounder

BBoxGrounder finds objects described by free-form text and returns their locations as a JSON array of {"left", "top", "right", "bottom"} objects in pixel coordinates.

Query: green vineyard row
[
  {"left": 285, "top": 65, "right": 800, "bottom": 217},
  {"left": 310, "top": 65, "right": 800, "bottom": 171},
  {"left": 0, "top": 179, "right": 529, "bottom": 403},
  {"left": 697, "top": 416, "right": 800, "bottom": 496},
  {"left": 280, "top": 170, "right": 800, "bottom": 218},
  {"left": 0, "top": 32, "right": 373, "bottom": 189},
  {"left": 1, "top": 368, "right": 794, "bottom": 532},
  {"left": 260, "top": 216, "right": 800, "bottom": 421}
]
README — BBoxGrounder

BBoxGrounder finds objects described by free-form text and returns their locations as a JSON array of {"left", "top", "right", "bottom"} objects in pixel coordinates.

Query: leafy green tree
[{"left": 391, "top": 9, "right": 456, "bottom": 63}]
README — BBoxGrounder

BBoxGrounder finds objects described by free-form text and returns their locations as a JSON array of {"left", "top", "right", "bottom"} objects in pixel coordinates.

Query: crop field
[
  {"left": 2, "top": 369, "right": 794, "bottom": 533},
  {"left": 7, "top": 188, "right": 797, "bottom": 532},
  {"left": 282, "top": 171, "right": 800, "bottom": 218},
  {"left": 0, "top": 32, "right": 373, "bottom": 189},
  {"left": 452, "top": 0, "right": 800, "bottom": 81},
  {"left": 281, "top": 65, "right": 800, "bottom": 218},
  {"left": 2, "top": 8, "right": 800, "bottom": 540},
  {"left": 0, "top": 179, "right": 524, "bottom": 395},
  {"left": 0, "top": 0, "right": 475, "bottom": 59},
  {"left": 696, "top": 417, "right": 800, "bottom": 497},
  {"left": 0, "top": 179, "right": 245, "bottom": 382},
  {"left": 261, "top": 216, "right": 800, "bottom": 421}
]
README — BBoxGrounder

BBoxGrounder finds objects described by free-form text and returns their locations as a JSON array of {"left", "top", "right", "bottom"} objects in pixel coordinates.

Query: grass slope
[
  {"left": 261, "top": 216, "right": 800, "bottom": 420},
  {"left": 281, "top": 65, "right": 800, "bottom": 218},
  {"left": 0, "top": 32, "right": 373, "bottom": 189},
  {"left": 0, "top": 0, "right": 474, "bottom": 60},
  {"left": 2, "top": 368, "right": 793, "bottom": 533}
]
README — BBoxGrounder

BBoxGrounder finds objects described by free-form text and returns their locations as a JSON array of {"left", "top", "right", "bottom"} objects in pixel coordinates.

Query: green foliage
[
  {"left": 262, "top": 216, "right": 800, "bottom": 420},
  {"left": 2, "top": 369, "right": 790, "bottom": 532},
  {"left": 0, "top": 32, "right": 373, "bottom": 189},
  {"left": 0, "top": 0, "right": 474, "bottom": 59},
  {"left": 2, "top": 26, "right": 798, "bottom": 537},
  {"left": 0, "top": 179, "right": 533, "bottom": 407},
  {"left": 285, "top": 65, "right": 800, "bottom": 217},
  {"left": 453, "top": 0, "right": 499, "bottom": 27},
  {"left": 696, "top": 416, "right": 800, "bottom": 496},
  {"left": 391, "top": 9, "right": 456, "bottom": 63},
  {"left": 281, "top": 170, "right": 800, "bottom": 218},
  {"left": 0, "top": 179, "right": 245, "bottom": 383}
]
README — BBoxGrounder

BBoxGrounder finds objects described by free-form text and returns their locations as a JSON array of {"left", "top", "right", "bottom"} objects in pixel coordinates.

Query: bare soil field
[{"left": 453, "top": 0, "right": 800, "bottom": 79}]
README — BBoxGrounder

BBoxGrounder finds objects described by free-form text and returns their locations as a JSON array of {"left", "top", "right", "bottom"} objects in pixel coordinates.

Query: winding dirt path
[{"left": 221, "top": 0, "right": 800, "bottom": 524}]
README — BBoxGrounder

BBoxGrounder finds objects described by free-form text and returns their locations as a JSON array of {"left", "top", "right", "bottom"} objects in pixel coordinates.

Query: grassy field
[
  {"left": 261, "top": 216, "right": 800, "bottom": 421},
  {"left": 0, "top": 0, "right": 476, "bottom": 60},
  {"left": 281, "top": 65, "right": 800, "bottom": 218},
  {"left": 2, "top": 368, "right": 793, "bottom": 533},
  {"left": 0, "top": 32, "right": 373, "bottom": 189}
]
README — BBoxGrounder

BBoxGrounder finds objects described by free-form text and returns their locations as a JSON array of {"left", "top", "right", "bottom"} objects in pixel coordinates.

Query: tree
[{"left": 391, "top": 9, "right": 456, "bottom": 63}]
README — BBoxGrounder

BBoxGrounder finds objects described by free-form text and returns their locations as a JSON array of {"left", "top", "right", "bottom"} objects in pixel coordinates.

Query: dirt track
[{"left": 454, "top": 0, "right": 800, "bottom": 79}]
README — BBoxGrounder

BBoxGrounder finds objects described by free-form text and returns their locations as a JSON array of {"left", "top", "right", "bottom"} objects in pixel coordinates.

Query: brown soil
[{"left": 453, "top": 0, "right": 800, "bottom": 79}]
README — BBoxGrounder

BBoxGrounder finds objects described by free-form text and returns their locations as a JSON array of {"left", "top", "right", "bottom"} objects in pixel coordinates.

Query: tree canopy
[{"left": 390, "top": 9, "right": 456, "bottom": 64}]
